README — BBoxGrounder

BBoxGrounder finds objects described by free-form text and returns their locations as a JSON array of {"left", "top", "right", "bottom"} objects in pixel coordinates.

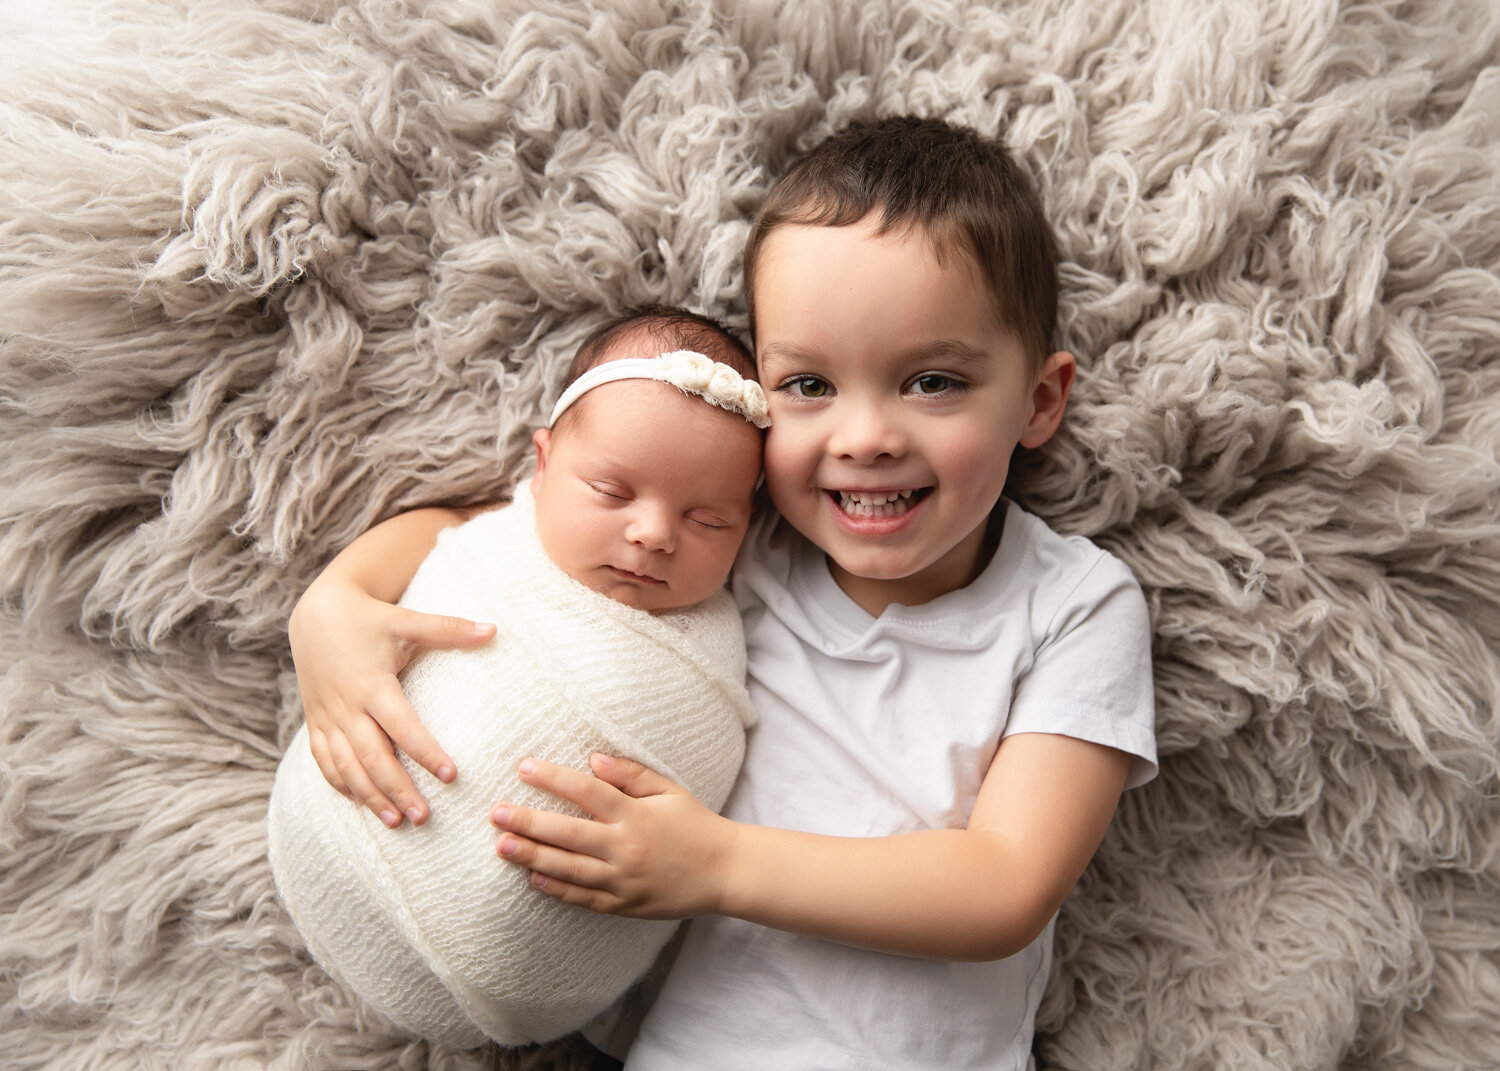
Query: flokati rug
[{"left": 2, "top": 1, "right": 1498, "bottom": 1069}]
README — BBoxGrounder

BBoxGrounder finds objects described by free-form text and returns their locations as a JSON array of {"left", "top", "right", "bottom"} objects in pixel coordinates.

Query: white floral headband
[{"left": 548, "top": 350, "right": 771, "bottom": 429}]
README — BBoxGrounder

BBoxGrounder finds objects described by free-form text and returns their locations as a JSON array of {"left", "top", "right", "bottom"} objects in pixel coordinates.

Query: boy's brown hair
[{"left": 743, "top": 116, "right": 1059, "bottom": 368}]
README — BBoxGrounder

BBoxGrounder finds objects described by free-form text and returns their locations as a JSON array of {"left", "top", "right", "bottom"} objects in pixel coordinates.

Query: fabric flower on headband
[{"left": 549, "top": 351, "right": 771, "bottom": 429}]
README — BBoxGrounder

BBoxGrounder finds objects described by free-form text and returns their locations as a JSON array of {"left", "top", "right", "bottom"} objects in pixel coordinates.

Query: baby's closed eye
[
  {"left": 687, "top": 511, "right": 731, "bottom": 530},
  {"left": 586, "top": 480, "right": 631, "bottom": 501}
]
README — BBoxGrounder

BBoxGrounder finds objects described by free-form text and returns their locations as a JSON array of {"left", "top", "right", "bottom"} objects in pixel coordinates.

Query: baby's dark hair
[
  {"left": 744, "top": 116, "right": 1059, "bottom": 367},
  {"left": 565, "top": 304, "right": 756, "bottom": 386}
]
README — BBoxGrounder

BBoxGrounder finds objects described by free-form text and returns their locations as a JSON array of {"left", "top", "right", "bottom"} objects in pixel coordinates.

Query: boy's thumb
[{"left": 398, "top": 608, "right": 496, "bottom": 650}]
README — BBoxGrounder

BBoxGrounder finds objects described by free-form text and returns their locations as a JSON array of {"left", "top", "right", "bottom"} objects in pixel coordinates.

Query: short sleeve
[{"left": 1003, "top": 554, "right": 1158, "bottom": 789}]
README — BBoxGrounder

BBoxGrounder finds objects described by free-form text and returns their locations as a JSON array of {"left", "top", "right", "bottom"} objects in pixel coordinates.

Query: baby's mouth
[
  {"left": 608, "top": 566, "right": 665, "bottom": 584},
  {"left": 829, "top": 488, "right": 931, "bottom": 518}
]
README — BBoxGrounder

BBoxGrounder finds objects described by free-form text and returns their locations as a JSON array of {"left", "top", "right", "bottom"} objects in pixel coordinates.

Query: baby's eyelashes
[{"left": 586, "top": 480, "right": 630, "bottom": 501}]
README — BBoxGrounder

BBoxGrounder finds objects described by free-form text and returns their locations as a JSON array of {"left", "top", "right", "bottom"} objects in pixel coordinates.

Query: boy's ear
[
  {"left": 1019, "top": 351, "right": 1076, "bottom": 449},
  {"left": 532, "top": 427, "right": 552, "bottom": 476}
]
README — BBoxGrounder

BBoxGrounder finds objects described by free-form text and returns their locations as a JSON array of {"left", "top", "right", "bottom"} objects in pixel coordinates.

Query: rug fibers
[{"left": 2, "top": 1, "right": 1498, "bottom": 1068}]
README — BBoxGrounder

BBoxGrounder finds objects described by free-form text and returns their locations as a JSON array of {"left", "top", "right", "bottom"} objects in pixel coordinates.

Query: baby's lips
[{"left": 609, "top": 565, "right": 666, "bottom": 584}]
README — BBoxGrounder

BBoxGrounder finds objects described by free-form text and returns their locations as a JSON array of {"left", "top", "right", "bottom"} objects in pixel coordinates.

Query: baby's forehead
[
  {"left": 554, "top": 376, "right": 682, "bottom": 432},
  {"left": 561, "top": 382, "right": 760, "bottom": 486}
]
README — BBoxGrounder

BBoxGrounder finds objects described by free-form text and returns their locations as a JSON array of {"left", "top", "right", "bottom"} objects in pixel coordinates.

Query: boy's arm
[
  {"left": 491, "top": 731, "right": 1129, "bottom": 961},
  {"left": 289, "top": 505, "right": 499, "bottom": 828}
]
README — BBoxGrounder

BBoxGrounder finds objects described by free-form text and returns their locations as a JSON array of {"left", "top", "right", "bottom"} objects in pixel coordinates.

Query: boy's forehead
[
  {"left": 751, "top": 218, "right": 1032, "bottom": 373},
  {"left": 752, "top": 218, "right": 975, "bottom": 321},
  {"left": 753, "top": 214, "right": 972, "bottom": 284}
]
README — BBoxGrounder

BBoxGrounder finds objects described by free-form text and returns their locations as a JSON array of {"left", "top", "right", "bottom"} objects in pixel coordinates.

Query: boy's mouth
[{"left": 829, "top": 487, "right": 931, "bottom": 519}]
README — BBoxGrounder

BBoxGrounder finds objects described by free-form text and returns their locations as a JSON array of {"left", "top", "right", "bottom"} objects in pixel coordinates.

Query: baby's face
[{"left": 531, "top": 380, "right": 763, "bottom": 612}]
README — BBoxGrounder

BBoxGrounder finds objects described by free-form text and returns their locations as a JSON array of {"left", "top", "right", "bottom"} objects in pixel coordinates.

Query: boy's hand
[
  {"left": 490, "top": 754, "right": 736, "bottom": 921},
  {"left": 289, "top": 575, "right": 495, "bottom": 828}
]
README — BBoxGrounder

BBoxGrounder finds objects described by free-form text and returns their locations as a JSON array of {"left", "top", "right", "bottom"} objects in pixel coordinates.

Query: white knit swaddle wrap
[{"left": 267, "top": 481, "right": 754, "bottom": 1047}]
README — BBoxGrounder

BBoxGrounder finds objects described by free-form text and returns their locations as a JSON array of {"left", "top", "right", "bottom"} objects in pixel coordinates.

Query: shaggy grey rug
[{"left": 3, "top": 1, "right": 1498, "bottom": 1068}]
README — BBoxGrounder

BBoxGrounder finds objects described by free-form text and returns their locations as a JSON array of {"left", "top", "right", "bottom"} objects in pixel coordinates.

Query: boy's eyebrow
[
  {"left": 912, "top": 338, "right": 991, "bottom": 364},
  {"left": 756, "top": 340, "right": 817, "bottom": 371},
  {"left": 758, "top": 338, "right": 992, "bottom": 370}
]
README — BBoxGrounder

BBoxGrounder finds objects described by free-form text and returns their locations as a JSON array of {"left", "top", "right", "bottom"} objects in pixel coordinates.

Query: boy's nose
[
  {"left": 625, "top": 504, "right": 676, "bottom": 552},
  {"left": 827, "top": 400, "right": 908, "bottom": 463}
]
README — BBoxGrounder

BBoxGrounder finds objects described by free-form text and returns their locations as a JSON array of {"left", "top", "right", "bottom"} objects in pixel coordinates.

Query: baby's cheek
[{"left": 685, "top": 541, "right": 741, "bottom": 601}]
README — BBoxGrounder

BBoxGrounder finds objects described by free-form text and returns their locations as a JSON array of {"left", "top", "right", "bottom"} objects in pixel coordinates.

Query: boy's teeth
[{"left": 836, "top": 489, "right": 919, "bottom": 517}]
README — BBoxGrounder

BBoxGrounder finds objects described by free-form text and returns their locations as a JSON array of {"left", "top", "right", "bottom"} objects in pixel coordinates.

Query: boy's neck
[{"left": 826, "top": 510, "right": 1004, "bottom": 617}]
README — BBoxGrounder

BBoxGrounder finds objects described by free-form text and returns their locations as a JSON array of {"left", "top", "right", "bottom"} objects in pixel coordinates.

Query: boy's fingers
[
  {"left": 491, "top": 804, "right": 610, "bottom": 858},
  {"left": 306, "top": 727, "right": 352, "bottom": 800},
  {"left": 371, "top": 686, "right": 456, "bottom": 784},
  {"left": 517, "top": 758, "right": 623, "bottom": 820},
  {"left": 527, "top": 871, "right": 617, "bottom": 915},
  {"left": 589, "top": 753, "right": 673, "bottom": 799},
  {"left": 346, "top": 718, "right": 431, "bottom": 826},
  {"left": 496, "top": 833, "right": 613, "bottom": 894},
  {"left": 395, "top": 608, "right": 496, "bottom": 652},
  {"left": 326, "top": 731, "right": 404, "bottom": 828}
]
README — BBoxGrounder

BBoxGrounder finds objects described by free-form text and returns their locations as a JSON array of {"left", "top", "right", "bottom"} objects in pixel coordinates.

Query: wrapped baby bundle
[{"left": 267, "top": 480, "right": 754, "bottom": 1047}]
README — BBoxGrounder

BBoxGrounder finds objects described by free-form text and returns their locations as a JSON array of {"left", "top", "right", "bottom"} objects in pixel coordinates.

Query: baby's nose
[{"left": 625, "top": 504, "right": 676, "bottom": 552}]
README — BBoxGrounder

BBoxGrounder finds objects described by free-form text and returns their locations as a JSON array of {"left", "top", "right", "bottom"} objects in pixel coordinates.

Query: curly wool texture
[{"left": 1, "top": 2, "right": 1498, "bottom": 1070}]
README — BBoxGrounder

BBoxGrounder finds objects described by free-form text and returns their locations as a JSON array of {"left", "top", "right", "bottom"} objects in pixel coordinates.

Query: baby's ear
[{"left": 532, "top": 428, "right": 552, "bottom": 475}]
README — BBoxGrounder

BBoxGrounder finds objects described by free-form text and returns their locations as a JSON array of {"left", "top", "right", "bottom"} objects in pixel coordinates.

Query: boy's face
[
  {"left": 753, "top": 215, "right": 1072, "bottom": 614},
  {"left": 531, "top": 380, "right": 762, "bottom": 612}
]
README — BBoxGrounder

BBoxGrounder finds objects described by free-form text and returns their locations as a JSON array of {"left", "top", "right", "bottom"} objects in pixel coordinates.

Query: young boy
[{"left": 289, "top": 117, "right": 1156, "bottom": 1068}]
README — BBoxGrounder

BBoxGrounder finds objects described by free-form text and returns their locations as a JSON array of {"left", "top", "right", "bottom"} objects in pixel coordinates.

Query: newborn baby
[{"left": 267, "top": 309, "right": 767, "bottom": 1047}]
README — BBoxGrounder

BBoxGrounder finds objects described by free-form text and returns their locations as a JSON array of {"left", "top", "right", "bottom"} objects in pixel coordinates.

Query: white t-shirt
[{"left": 624, "top": 502, "right": 1157, "bottom": 1070}]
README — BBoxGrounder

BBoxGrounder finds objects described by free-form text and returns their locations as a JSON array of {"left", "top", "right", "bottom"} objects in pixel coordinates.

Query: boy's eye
[
  {"left": 689, "top": 514, "right": 730, "bottom": 530},
  {"left": 909, "top": 373, "right": 963, "bottom": 395},
  {"left": 780, "top": 375, "right": 831, "bottom": 399},
  {"left": 587, "top": 482, "right": 629, "bottom": 500}
]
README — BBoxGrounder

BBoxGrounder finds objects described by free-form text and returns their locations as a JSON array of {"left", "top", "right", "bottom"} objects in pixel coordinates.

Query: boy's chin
[
  {"left": 823, "top": 524, "right": 995, "bottom": 601},
  {"left": 826, "top": 549, "right": 944, "bottom": 593},
  {"left": 826, "top": 553, "right": 923, "bottom": 582}
]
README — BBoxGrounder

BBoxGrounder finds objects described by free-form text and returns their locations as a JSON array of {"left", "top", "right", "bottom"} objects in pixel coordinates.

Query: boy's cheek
[
  {"left": 761, "top": 435, "right": 814, "bottom": 488},
  {"left": 760, "top": 468, "right": 814, "bottom": 522}
]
